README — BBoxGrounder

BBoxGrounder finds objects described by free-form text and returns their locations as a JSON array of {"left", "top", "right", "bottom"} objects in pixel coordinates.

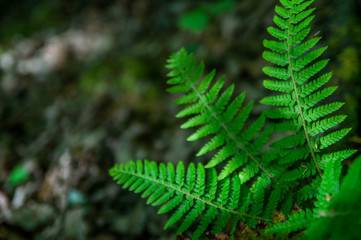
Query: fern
[
  {"left": 109, "top": 160, "right": 267, "bottom": 239},
  {"left": 266, "top": 208, "right": 315, "bottom": 234},
  {"left": 261, "top": 0, "right": 356, "bottom": 189},
  {"left": 165, "top": 49, "right": 301, "bottom": 228},
  {"left": 267, "top": 155, "right": 361, "bottom": 240},
  {"left": 166, "top": 48, "right": 274, "bottom": 182},
  {"left": 108, "top": 1, "right": 360, "bottom": 239},
  {"left": 109, "top": 49, "right": 280, "bottom": 238}
]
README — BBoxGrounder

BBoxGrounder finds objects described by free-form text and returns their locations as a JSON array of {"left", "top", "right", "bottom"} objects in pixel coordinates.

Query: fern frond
[
  {"left": 267, "top": 155, "right": 361, "bottom": 239},
  {"left": 263, "top": 186, "right": 282, "bottom": 219},
  {"left": 109, "top": 160, "right": 268, "bottom": 239},
  {"left": 314, "top": 158, "right": 341, "bottom": 211},
  {"left": 266, "top": 209, "right": 315, "bottom": 233},
  {"left": 319, "top": 149, "right": 358, "bottom": 169},
  {"left": 262, "top": 0, "right": 355, "bottom": 182},
  {"left": 166, "top": 48, "right": 274, "bottom": 181}
]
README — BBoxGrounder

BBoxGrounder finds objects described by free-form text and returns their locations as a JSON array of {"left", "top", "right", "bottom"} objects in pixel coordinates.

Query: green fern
[
  {"left": 266, "top": 208, "right": 315, "bottom": 234},
  {"left": 261, "top": 0, "right": 355, "bottom": 186},
  {"left": 108, "top": 0, "right": 360, "bottom": 239},
  {"left": 110, "top": 49, "right": 279, "bottom": 238},
  {"left": 166, "top": 48, "right": 274, "bottom": 182},
  {"left": 109, "top": 160, "right": 268, "bottom": 239},
  {"left": 267, "top": 155, "right": 361, "bottom": 240},
  {"left": 165, "top": 49, "right": 296, "bottom": 228}
]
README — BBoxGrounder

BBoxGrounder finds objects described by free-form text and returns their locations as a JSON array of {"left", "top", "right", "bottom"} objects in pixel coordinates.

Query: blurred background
[{"left": 0, "top": 0, "right": 360, "bottom": 239}]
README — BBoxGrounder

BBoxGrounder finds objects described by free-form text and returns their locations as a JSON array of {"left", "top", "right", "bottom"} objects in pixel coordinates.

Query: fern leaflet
[{"left": 109, "top": 160, "right": 270, "bottom": 239}]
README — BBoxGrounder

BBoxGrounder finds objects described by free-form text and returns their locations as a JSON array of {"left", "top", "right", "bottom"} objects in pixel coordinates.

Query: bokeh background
[{"left": 0, "top": 0, "right": 360, "bottom": 239}]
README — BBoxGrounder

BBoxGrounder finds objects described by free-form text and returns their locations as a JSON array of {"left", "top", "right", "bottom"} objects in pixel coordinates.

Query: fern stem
[
  {"left": 183, "top": 74, "right": 274, "bottom": 179},
  {"left": 114, "top": 167, "right": 272, "bottom": 222},
  {"left": 286, "top": 0, "right": 323, "bottom": 178}
]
